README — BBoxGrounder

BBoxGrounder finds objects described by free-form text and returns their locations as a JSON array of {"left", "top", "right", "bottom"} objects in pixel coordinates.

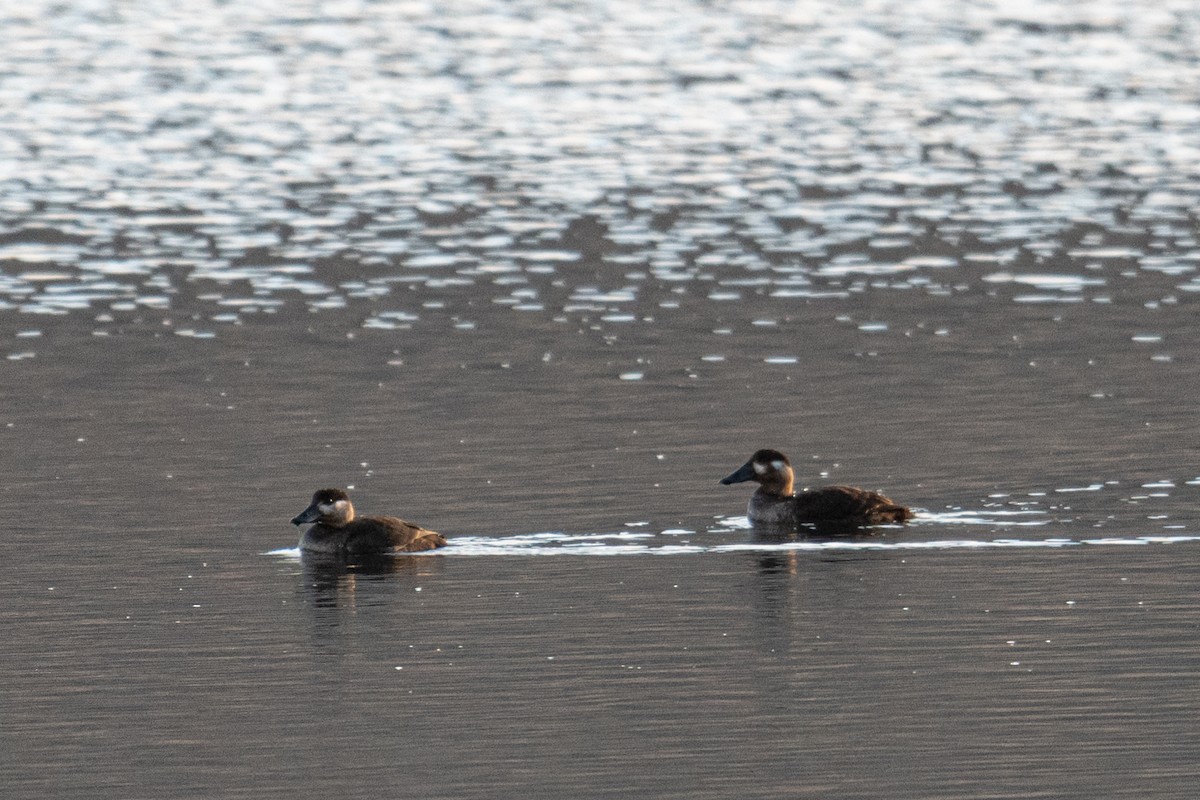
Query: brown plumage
[
  {"left": 720, "top": 449, "right": 912, "bottom": 528},
  {"left": 291, "top": 488, "right": 447, "bottom": 555}
]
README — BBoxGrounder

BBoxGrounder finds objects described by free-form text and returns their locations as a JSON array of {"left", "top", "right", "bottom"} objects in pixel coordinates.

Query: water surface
[{"left": 4, "top": 1, "right": 1200, "bottom": 797}]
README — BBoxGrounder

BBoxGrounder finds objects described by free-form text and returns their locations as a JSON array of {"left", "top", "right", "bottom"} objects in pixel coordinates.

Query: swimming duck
[
  {"left": 291, "top": 488, "right": 447, "bottom": 554},
  {"left": 720, "top": 449, "right": 912, "bottom": 528}
]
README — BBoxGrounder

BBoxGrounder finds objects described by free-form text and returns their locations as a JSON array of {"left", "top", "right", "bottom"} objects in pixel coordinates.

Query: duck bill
[
  {"left": 291, "top": 503, "right": 321, "bottom": 525},
  {"left": 720, "top": 460, "right": 757, "bottom": 485}
]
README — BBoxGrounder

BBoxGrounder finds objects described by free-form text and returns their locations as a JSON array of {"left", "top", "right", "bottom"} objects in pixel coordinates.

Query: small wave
[
  {"left": 914, "top": 509, "right": 1050, "bottom": 526},
  {"left": 451, "top": 532, "right": 1200, "bottom": 555},
  {"left": 445, "top": 532, "right": 660, "bottom": 556},
  {"left": 265, "top": 547, "right": 302, "bottom": 558},
  {"left": 268, "top": 532, "right": 1200, "bottom": 558}
]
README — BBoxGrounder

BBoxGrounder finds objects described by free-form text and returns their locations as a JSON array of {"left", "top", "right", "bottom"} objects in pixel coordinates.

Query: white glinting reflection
[{"left": 269, "top": 528, "right": 1200, "bottom": 558}]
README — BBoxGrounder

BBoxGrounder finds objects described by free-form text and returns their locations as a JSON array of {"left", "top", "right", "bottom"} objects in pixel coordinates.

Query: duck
[
  {"left": 720, "top": 449, "right": 912, "bottom": 528},
  {"left": 290, "top": 488, "right": 447, "bottom": 555}
]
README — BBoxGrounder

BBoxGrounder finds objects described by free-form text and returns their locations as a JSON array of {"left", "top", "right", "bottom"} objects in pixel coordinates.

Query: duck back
[
  {"left": 343, "top": 515, "right": 447, "bottom": 555},
  {"left": 794, "top": 485, "right": 913, "bottom": 525}
]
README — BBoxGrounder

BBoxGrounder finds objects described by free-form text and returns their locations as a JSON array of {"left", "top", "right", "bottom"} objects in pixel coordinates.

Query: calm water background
[{"left": 4, "top": 0, "right": 1200, "bottom": 797}]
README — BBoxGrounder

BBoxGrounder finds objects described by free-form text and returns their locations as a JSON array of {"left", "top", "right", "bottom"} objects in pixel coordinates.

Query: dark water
[{"left": 5, "top": 1, "right": 1200, "bottom": 797}]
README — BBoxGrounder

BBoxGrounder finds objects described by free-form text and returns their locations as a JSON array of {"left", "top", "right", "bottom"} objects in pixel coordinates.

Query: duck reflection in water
[
  {"left": 300, "top": 551, "right": 443, "bottom": 609},
  {"left": 720, "top": 449, "right": 913, "bottom": 535}
]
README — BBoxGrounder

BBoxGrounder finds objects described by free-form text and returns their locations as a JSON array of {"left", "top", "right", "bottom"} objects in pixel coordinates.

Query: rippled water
[{"left": 5, "top": 1, "right": 1200, "bottom": 797}]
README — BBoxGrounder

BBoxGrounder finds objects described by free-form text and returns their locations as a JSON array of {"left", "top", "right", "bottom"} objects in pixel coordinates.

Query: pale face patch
[
  {"left": 753, "top": 461, "right": 768, "bottom": 475},
  {"left": 771, "top": 459, "right": 787, "bottom": 471},
  {"left": 318, "top": 499, "right": 350, "bottom": 516}
]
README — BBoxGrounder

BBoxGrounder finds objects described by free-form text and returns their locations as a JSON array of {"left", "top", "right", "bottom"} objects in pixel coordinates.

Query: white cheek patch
[
  {"left": 753, "top": 461, "right": 768, "bottom": 475},
  {"left": 771, "top": 460, "right": 786, "bottom": 471}
]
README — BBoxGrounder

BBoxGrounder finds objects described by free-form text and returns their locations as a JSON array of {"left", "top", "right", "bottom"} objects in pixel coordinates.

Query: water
[{"left": 4, "top": 0, "right": 1200, "bottom": 797}]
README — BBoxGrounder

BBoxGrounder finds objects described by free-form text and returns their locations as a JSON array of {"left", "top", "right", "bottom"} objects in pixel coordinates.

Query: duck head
[
  {"left": 720, "top": 449, "right": 795, "bottom": 497},
  {"left": 291, "top": 488, "right": 356, "bottom": 527}
]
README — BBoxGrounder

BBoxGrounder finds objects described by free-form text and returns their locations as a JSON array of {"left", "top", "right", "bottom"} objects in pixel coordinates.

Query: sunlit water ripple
[{"left": 3, "top": 0, "right": 1200, "bottom": 350}]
